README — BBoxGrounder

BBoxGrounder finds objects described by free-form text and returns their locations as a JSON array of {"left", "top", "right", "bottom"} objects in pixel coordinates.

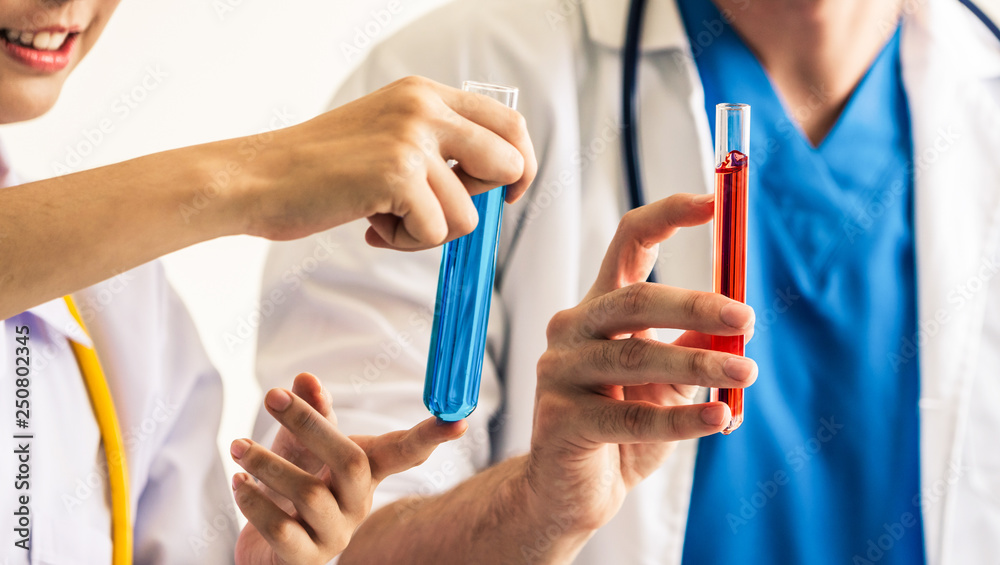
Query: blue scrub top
[{"left": 675, "top": 1, "right": 926, "bottom": 564}]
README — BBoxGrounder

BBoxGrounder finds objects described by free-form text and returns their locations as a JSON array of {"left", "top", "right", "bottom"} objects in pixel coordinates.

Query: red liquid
[{"left": 711, "top": 150, "right": 748, "bottom": 434}]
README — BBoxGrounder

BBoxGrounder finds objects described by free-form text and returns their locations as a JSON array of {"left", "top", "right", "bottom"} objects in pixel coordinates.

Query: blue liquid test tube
[{"left": 424, "top": 81, "right": 519, "bottom": 421}]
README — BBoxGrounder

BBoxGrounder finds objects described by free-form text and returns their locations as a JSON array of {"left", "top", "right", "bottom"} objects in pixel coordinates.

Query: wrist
[
  {"left": 160, "top": 140, "right": 255, "bottom": 239},
  {"left": 512, "top": 456, "right": 596, "bottom": 561}
]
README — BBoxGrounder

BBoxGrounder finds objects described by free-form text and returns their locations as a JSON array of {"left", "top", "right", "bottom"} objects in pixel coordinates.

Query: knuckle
[
  {"left": 620, "top": 282, "right": 653, "bottom": 318},
  {"left": 683, "top": 291, "right": 713, "bottom": 320},
  {"left": 585, "top": 341, "right": 617, "bottom": 374},
  {"left": 266, "top": 519, "right": 297, "bottom": 547},
  {"left": 545, "top": 309, "right": 575, "bottom": 342},
  {"left": 686, "top": 349, "right": 712, "bottom": 378},
  {"left": 512, "top": 112, "right": 529, "bottom": 137},
  {"left": 618, "top": 208, "right": 642, "bottom": 235},
  {"left": 398, "top": 75, "right": 430, "bottom": 89},
  {"left": 618, "top": 338, "right": 650, "bottom": 373},
  {"left": 535, "top": 350, "right": 563, "bottom": 382},
  {"left": 659, "top": 407, "right": 681, "bottom": 438},
  {"left": 620, "top": 403, "right": 653, "bottom": 434},
  {"left": 289, "top": 407, "right": 323, "bottom": 437},
  {"left": 340, "top": 446, "right": 371, "bottom": 483},
  {"left": 298, "top": 480, "right": 330, "bottom": 509}
]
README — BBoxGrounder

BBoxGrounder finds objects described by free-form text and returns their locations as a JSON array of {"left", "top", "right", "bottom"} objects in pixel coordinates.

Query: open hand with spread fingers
[{"left": 231, "top": 373, "right": 467, "bottom": 565}]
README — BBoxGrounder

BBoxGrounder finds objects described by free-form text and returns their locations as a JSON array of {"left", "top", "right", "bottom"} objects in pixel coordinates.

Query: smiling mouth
[{"left": 1, "top": 28, "right": 79, "bottom": 52}]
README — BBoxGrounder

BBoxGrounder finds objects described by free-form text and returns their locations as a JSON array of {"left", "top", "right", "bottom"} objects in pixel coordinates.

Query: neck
[{"left": 715, "top": 0, "right": 903, "bottom": 146}]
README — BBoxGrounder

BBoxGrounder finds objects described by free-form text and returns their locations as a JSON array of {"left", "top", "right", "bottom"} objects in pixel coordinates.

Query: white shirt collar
[
  {"left": 28, "top": 298, "right": 94, "bottom": 348},
  {"left": 581, "top": 0, "right": 688, "bottom": 52}
]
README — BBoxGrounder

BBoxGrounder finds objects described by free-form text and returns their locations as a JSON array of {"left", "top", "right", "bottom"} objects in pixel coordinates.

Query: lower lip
[{"left": 0, "top": 33, "right": 79, "bottom": 73}]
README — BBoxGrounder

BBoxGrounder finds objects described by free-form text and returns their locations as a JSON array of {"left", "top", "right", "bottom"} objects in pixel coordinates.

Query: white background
[
  {"left": 0, "top": 0, "right": 451, "bottom": 507},
  {"left": 1, "top": 0, "right": 998, "bottom": 528}
]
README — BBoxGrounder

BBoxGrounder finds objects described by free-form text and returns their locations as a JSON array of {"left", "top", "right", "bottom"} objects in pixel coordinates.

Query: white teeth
[
  {"left": 32, "top": 31, "right": 51, "bottom": 50},
  {"left": 48, "top": 32, "right": 67, "bottom": 50},
  {"left": 2, "top": 29, "right": 68, "bottom": 50}
]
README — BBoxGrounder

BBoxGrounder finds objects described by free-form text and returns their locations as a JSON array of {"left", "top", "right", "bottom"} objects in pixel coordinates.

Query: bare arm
[
  {"left": 338, "top": 195, "right": 758, "bottom": 564},
  {"left": 0, "top": 76, "right": 536, "bottom": 319},
  {"left": 1, "top": 141, "right": 249, "bottom": 319},
  {"left": 342, "top": 456, "right": 590, "bottom": 565}
]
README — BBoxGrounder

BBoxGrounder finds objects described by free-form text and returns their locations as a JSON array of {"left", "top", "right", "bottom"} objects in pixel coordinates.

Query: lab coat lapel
[{"left": 903, "top": 0, "right": 1000, "bottom": 562}]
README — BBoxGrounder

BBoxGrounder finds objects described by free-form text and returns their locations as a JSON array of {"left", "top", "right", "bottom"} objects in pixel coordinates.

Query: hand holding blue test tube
[{"left": 424, "top": 81, "right": 519, "bottom": 421}]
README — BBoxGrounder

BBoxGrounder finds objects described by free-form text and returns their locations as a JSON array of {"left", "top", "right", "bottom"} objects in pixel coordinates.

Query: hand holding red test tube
[{"left": 711, "top": 103, "right": 750, "bottom": 435}]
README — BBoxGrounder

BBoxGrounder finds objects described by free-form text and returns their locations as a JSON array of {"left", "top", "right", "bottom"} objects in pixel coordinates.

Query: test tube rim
[
  {"left": 716, "top": 102, "right": 749, "bottom": 111},
  {"left": 462, "top": 80, "right": 519, "bottom": 96}
]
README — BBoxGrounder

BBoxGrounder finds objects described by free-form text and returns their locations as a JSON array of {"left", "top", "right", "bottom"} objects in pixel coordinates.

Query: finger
[
  {"left": 426, "top": 157, "right": 480, "bottom": 240},
  {"left": 363, "top": 417, "right": 468, "bottom": 483},
  {"left": 365, "top": 215, "right": 398, "bottom": 249},
  {"left": 437, "top": 115, "right": 525, "bottom": 192},
  {"left": 579, "top": 282, "right": 755, "bottom": 338},
  {"left": 231, "top": 439, "right": 342, "bottom": 531},
  {"left": 368, "top": 179, "right": 448, "bottom": 250},
  {"left": 264, "top": 391, "right": 374, "bottom": 513},
  {"left": 267, "top": 383, "right": 331, "bottom": 472},
  {"left": 436, "top": 87, "right": 537, "bottom": 202},
  {"left": 588, "top": 193, "right": 714, "bottom": 298},
  {"left": 673, "top": 326, "right": 754, "bottom": 348},
  {"left": 452, "top": 166, "right": 512, "bottom": 200},
  {"left": 291, "top": 372, "right": 332, "bottom": 420},
  {"left": 574, "top": 397, "right": 732, "bottom": 444},
  {"left": 232, "top": 473, "right": 316, "bottom": 564},
  {"left": 562, "top": 337, "right": 757, "bottom": 388}
]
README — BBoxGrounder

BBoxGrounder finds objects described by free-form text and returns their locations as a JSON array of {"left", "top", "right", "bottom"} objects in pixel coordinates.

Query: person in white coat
[
  {"left": 255, "top": 0, "right": 1000, "bottom": 563},
  {"left": 0, "top": 0, "right": 536, "bottom": 563}
]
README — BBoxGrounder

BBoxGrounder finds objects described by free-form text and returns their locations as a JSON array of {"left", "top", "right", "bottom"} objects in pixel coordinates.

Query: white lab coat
[
  {"left": 0, "top": 148, "right": 238, "bottom": 564},
  {"left": 254, "top": 0, "right": 1000, "bottom": 563}
]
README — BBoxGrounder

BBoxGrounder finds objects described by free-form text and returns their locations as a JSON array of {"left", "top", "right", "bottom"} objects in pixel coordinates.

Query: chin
[{"left": 0, "top": 78, "right": 64, "bottom": 124}]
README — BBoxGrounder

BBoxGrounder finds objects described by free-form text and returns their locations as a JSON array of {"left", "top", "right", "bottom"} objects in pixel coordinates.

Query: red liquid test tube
[{"left": 711, "top": 103, "right": 749, "bottom": 435}]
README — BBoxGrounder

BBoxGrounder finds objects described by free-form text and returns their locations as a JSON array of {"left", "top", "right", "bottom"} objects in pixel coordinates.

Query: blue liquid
[{"left": 424, "top": 186, "right": 506, "bottom": 421}]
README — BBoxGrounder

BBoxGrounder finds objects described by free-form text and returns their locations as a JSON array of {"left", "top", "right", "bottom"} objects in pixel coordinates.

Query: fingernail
[
  {"left": 723, "top": 356, "right": 757, "bottom": 382},
  {"left": 720, "top": 303, "right": 754, "bottom": 329},
  {"left": 230, "top": 439, "right": 250, "bottom": 460},
  {"left": 265, "top": 389, "right": 293, "bottom": 412},
  {"left": 693, "top": 193, "right": 715, "bottom": 204},
  {"left": 232, "top": 473, "right": 246, "bottom": 491},
  {"left": 701, "top": 403, "right": 729, "bottom": 426}
]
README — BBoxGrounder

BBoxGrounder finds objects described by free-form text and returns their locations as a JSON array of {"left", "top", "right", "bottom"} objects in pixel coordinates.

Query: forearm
[
  {"left": 0, "top": 140, "right": 249, "bottom": 318},
  {"left": 340, "top": 455, "right": 593, "bottom": 565}
]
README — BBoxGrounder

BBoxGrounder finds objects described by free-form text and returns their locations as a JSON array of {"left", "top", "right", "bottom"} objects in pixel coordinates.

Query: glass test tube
[
  {"left": 424, "top": 81, "right": 519, "bottom": 421},
  {"left": 710, "top": 103, "right": 750, "bottom": 435}
]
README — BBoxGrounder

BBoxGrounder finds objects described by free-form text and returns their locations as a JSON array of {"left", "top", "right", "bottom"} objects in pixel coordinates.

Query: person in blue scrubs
[{"left": 677, "top": 0, "right": 924, "bottom": 563}]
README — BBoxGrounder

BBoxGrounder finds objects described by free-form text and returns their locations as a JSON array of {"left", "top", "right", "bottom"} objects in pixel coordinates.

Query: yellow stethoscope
[{"left": 63, "top": 296, "right": 132, "bottom": 565}]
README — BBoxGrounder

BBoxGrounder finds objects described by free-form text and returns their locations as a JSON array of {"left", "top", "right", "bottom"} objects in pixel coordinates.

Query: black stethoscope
[{"left": 620, "top": 0, "right": 1000, "bottom": 216}]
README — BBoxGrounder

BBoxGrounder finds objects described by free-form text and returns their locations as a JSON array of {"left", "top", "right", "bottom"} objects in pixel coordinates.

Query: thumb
[
  {"left": 588, "top": 193, "right": 713, "bottom": 298},
  {"left": 365, "top": 417, "right": 468, "bottom": 483}
]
